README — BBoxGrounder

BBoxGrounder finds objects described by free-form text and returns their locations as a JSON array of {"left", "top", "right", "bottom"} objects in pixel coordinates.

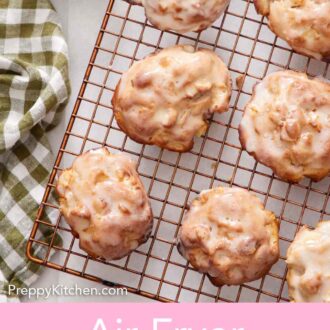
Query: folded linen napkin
[{"left": 0, "top": 0, "right": 70, "bottom": 299}]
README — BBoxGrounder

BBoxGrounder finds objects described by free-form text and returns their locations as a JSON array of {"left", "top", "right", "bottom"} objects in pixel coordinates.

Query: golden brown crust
[
  {"left": 112, "top": 45, "right": 231, "bottom": 152},
  {"left": 253, "top": 0, "right": 330, "bottom": 62},
  {"left": 253, "top": 0, "right": 270, "bottom": 15},
  {"left": 178, "top": 187, "right": 279, "bottom": 286},
  {"left": 136, "top": 0, "right": 230, "bottom": 33},
  {"left": 113, "top": 86, "right": 195, "bottom": 153},
  {"left": 56, "top": 147, "right": 153, "bottom": 260},
  {"left": 286, "top": 221, "right": 330, "bottom": 302},
  {"left": 239, "top": 70, "right": 330, "bottom": 183}
]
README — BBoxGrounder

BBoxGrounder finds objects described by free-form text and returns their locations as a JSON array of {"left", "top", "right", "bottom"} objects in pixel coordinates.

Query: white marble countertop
[{"left": 24, "top": 0, "right": 150, "bottom": 303}]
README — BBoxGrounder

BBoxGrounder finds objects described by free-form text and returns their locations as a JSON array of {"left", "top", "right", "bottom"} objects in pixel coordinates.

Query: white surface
[
  {"left": 23, "top": 0, "right": 329, "bottom": 303},
  {"left": 24, "top": 0, "right": 150, "bottom": 303}
]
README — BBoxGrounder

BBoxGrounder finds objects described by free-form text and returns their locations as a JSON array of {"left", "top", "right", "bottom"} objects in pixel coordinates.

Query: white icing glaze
[
  {"left": 239, "top": 70, "right": 330, "bottom": 182},
  {"left": 139, "top": 0, "right": 230, "bottom": 33},
  {"left": 178, "top": 187, "right": 279, "bottom": 285},
  {"left": 112, "top": 45, "right": 231, "bottom": 152},
  {"left": 254, "top": 0, "right": 330, "bottom": 60},
  {"left": 287, "top": 221, "right": 330, "bottom": 302},
  {"left": 56, "top": 148, "right": 153, "bottom": 260}
]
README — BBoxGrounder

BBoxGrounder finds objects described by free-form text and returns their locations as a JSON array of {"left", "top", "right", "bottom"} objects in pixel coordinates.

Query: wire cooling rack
[{"left": 27, "top": 0, "right": 330, "bottom": 303}]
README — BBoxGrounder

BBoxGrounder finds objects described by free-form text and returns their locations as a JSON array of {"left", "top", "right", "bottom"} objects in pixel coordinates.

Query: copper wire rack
[{"left": 27, "top": 0, "right": 330, "bottom": 303}]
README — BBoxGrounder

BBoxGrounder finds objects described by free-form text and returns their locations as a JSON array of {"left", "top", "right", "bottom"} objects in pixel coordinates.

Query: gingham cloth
[{"left": 0, "top": 0, "right": 70, "bottom": 299}]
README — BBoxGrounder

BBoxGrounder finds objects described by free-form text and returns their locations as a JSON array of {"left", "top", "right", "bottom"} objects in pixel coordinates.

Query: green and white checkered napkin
[{"left": 0, "top": 0, "right": 70, "bottom": 300}]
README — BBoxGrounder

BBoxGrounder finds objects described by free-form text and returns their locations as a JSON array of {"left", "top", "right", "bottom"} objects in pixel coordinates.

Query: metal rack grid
[{"left": 27, "top": 0, "right": 330, "bottom": 302}]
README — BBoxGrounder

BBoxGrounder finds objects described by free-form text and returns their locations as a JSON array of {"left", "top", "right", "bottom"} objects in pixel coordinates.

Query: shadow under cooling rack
[{"left": 27, "top": 0, "right": 330, "bottom": 303}]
